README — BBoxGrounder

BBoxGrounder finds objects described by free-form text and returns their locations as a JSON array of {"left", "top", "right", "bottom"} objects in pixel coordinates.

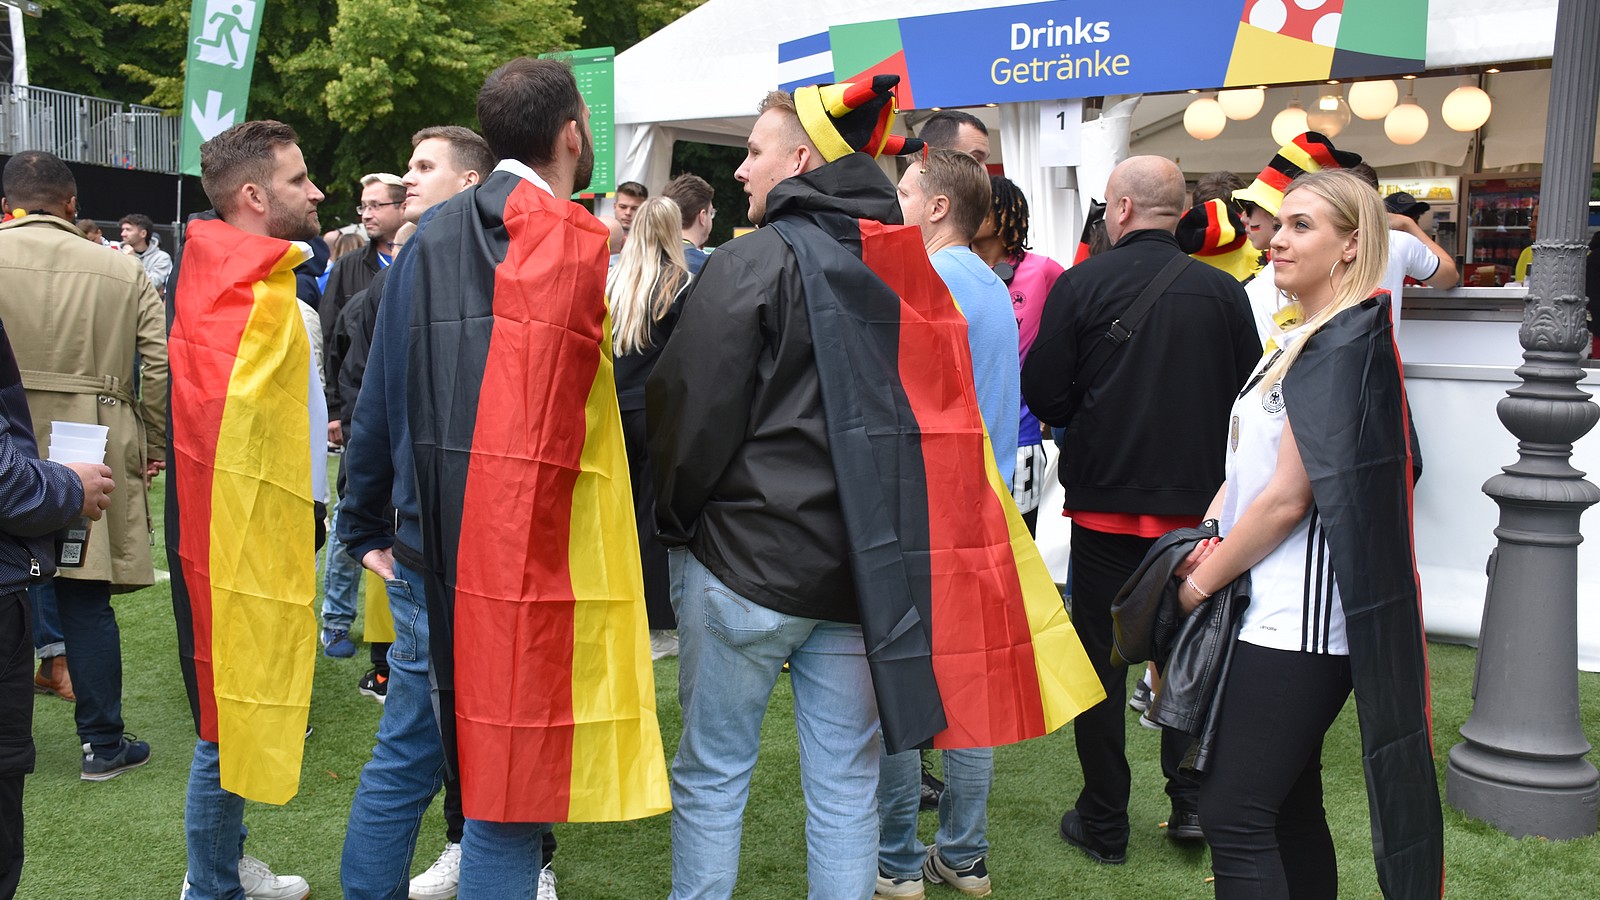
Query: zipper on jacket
[{"left": 29, "top": 558, "right": 40, "bottom": 578}]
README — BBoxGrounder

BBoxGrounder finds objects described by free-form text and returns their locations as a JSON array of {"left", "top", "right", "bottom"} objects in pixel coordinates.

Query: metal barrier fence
[{"left": 0, "top": 83, "right": 179, "bottom": 174}]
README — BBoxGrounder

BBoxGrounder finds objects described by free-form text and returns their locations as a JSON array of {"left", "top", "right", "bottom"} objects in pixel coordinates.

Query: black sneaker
[
  {"left": 358, "top": 668, "right": 388, "bottom": 704},
  {"left": 1166, "top": 808, "right": 1205, "bottom": 843},
  {"left": 81, "top": 735, "right": 151, "bottom": 782},
  {"left": 919, "top": 751, "right": 945, "bottom": 811}
]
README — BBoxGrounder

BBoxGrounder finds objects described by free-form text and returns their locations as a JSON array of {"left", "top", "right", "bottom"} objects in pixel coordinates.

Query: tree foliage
[{"left": 21, "top": 0, "right": 705, "bottom": 221}]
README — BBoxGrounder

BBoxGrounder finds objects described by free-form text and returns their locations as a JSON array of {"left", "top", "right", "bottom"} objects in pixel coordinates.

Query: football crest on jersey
[{"left": 1263, "top": 383, "right": 1285, "bottom": 414}]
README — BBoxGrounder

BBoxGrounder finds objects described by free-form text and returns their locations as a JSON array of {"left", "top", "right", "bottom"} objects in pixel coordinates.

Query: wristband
[{"left": 1185, "top": 575, "right": 1213, "bottom": 600}]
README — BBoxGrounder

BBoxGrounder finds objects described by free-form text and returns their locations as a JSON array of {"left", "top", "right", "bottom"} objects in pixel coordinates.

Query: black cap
[{"left": 1384, "top": 191, "right": 1430, "bottom": 221}]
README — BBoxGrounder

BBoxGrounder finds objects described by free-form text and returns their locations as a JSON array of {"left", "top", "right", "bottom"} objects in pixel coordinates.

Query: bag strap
[{"left": 1071, "top": 254, "right": 1193, "bottom": 410}]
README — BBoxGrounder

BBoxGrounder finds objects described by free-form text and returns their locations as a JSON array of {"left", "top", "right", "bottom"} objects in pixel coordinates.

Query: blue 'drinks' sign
[{"left": 804, "top": 0, "right": 1427, "bottom": 109}]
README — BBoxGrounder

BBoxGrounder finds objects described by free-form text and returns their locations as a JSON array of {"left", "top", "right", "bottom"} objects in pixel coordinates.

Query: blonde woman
[
  {"left": 610, "top": 196, "right": 691, "bottom": 657},
  {"left": 1174, "top": 170, "right": 1442, "bottom": 899}
]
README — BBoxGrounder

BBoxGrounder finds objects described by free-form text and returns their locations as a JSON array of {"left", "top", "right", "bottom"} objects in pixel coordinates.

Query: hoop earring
[{"left": 1328, "top": 258, "right": 1347, "bottom": 293}]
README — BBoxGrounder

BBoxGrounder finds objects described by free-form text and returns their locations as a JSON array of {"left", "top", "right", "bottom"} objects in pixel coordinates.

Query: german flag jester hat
[
  {"left": 795, "top": 75, "right": 926, "bottom": 162},
  {"left": 1177, "top": 198, "right": 1262, "bottom": 283},
  {"left": 1233, "top": 131, "right": 1362, "bottom": 216}
]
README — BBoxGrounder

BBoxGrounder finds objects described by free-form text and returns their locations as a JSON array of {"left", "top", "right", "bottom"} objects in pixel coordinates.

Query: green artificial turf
[{"left": 17, "top": 473, "right": 1600, "bottom": 898}]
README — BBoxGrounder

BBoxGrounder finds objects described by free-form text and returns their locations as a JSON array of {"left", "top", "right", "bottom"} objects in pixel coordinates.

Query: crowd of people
[{"left": 0, "top": 55, "right": 1448, "bottom": 900}]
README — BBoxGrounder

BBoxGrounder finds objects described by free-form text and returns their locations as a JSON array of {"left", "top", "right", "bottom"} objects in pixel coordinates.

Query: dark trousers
[
  {"left": 442, "top": 777, "right": 555, "bottom": 865},
  {"left": 1068, "top": 523, "right": 1201, "bottom": 849},
  {"left": 1, "top": 591, "right": 34, "bottom": 900},
  {"left": 1200, "top": 641, "right": 1352, "bottom": 899},
  {"left": 54, "top": 578, "right": 124, "bottom": 748}
]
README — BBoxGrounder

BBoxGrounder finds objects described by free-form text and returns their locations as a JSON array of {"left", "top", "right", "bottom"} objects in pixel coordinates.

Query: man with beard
[
  {"left": 349, "top": 58, "right": 668, "bottom": 898},
  {"left": 166, "top": 120, "right": 326, "bottom": 900}
]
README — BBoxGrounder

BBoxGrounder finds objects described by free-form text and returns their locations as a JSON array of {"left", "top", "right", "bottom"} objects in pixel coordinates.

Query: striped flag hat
[
  {"left": 795, "top": 75, "right": 926, "bottom": 162},
  {"left": 1233, "top": 131, "right": 1362, "bottom": 216},
  {"left": 1177, "top": 198, "right": 1262, "bottom": 282}
]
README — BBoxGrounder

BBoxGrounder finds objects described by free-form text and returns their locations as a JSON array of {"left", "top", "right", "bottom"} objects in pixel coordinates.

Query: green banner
[
  {"left": 541, "top": 46, "right": 615, "bottom": 197},
  {"left": 179, "top": 0, "right": 266, "bottom": 176}
]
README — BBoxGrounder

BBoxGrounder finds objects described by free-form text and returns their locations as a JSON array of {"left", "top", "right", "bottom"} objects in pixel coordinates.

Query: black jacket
[
  {"left": 1021, "top": 229, "right": 1259, "bottom": 515},
  {"left": 646, "top": 155, "right": 903, "bottom": 624},
  {"left": 320, "top": 242, "right": 383, "bottom": 414},
  {"left": 1110, "top": 525, "right": 1249, "bottom": 774}
]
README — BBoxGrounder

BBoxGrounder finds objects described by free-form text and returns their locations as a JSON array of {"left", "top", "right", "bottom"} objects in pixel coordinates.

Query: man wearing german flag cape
[
  {"left": 396, "top": 59, "right": 667, "bottom": 894},
  {"left": 166, "top": 121, "right": 325, "bottom": 900},
  {"left": 647, "top": 76, "right": 1102, "bottom": 898}
]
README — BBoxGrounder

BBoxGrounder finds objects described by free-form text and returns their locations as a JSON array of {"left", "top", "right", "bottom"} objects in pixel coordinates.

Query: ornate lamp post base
[{"left": 1448, "top": 746, "right": 1599, "bottom": 840}]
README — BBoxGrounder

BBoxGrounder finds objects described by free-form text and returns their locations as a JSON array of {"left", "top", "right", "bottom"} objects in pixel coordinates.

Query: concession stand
[{"left": 613, "top": 1, "right": 1598, "bottom": 670}]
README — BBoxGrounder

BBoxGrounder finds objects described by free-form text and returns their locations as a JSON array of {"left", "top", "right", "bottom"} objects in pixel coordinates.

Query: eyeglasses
[{"left": 355, "top": 201, "right": 403, "bottom": 215}]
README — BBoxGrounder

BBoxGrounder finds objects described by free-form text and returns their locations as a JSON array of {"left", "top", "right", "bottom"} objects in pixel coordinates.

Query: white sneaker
[
  {"left": 409, "top": 842, "right": 461, "bottom": 900},
  {"left": 649, "top": 630, "right": 679, "bottom": 660},
  {"left": 237, "top": 855, "right": 310, "bottom": 900},
  {"left": 537, "top": 864, "right": 558, "bottom": 900}
]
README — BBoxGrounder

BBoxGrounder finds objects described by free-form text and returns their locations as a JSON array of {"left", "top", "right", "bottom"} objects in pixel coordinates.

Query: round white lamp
[
  {"left": 1271, "top": 96, "right": 1309, "bottom": 146},
  {"left": 1218, "top": 87, "right": 1266, "bottom": 120},
  {"left": 1384, "top": 94, "right": 1429, "bottom": 145},
  {"left": 1306, "top": 88, "right": 1351, "bottom": 138},
  {"left": 1184, "top": 95, "right": 1227, "bottom": 140},
  {"left": 1348, "top": 79, "right": 1399, "bottom": 120},
  {"left": 1442, "top": 78, "right": 1492, "bottom": 132}
]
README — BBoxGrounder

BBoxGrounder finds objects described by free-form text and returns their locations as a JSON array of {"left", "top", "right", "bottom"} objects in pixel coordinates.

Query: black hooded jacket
[{"left": 646, "top": 154, "right": 903, "bottom": 624}]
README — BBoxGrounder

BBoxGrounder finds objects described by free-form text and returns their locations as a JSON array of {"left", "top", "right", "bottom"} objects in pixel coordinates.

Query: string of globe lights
[{"left": 1181, "top": 75, "right": 1494, "bottom": 145}]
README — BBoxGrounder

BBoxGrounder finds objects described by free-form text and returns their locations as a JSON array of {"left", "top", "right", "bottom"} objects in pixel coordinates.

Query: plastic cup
[
  {"left": 49, "top": 437, "right": 107, "bottom": 463},
  {"left": 48, "top": 441, "right": 106, "bottom": 465},
  {"left": 51, "top": 421, "right": 108, "bottom": 443}
]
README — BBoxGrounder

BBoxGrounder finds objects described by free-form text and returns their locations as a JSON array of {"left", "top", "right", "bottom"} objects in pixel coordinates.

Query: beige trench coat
[{"left": 0, "top": 214, "right": 168, "bottom": 591}]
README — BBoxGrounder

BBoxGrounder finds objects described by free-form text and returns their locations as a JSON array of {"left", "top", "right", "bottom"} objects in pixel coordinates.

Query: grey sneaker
[
  {"left": 874, "top": 868, "right": 925, "bottom": 899},
  {"left": 80, "top": 736, "right": 151, "bottom": 782},
  {"left": 924, "top": 847, "right": 991, "bottom": 897},
  {"left": 1129, "top": 678, "right": 1153, "bottom": 712}
]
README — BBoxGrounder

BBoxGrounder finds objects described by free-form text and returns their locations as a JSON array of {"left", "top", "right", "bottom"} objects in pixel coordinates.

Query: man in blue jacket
[{"left": 0, "top": 314, "right": 114, "bottom": 898}]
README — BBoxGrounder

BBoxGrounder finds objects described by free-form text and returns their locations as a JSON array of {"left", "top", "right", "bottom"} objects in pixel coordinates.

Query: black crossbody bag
[{"left": 1066, "top": 254, "right": 1193, "bottom": 418}]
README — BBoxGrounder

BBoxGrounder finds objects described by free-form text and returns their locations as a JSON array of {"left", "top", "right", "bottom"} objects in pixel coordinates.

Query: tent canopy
[{"left": 615, "top": 0, "right": 1556, "bottom": 149}]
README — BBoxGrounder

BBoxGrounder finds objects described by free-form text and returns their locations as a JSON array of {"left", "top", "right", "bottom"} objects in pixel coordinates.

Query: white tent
[{"left": 614, "top": 0, "right": 1563, "bottom": 253}]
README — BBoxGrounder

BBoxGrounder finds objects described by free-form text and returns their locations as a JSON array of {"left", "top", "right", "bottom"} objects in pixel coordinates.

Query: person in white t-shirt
[
  {"left": 1173, "top": 169, "right": 1442, "bottom": 897},
  {"left": 1350, "top": 164, "right": 1457, "bottom": 338}
]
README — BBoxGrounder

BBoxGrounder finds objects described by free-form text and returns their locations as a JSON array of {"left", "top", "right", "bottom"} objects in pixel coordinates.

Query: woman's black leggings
[{"left": 1200, "top": 641, "right": 1353, "bottom": 900}]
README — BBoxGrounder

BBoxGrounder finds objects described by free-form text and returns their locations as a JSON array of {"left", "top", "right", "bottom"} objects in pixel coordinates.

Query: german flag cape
[
  {"left": 1282, "top": 294, "right": 1443, "bottom": 899},
  {"left": 768, "top": 211, "right": 1104, "bottom": 755},
  {"left": 166, "top": 216, "right": 323, "bottom": 805},
  {"left": 406, "top": 170, "right": 670, "bottom": 823}
]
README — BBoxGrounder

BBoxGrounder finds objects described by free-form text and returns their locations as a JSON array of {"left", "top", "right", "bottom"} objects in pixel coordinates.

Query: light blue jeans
[
  {"left": 668, "top": 549, "right": 880, "bottom": 900},
  {"left": 877, "top": 745, "right": 993, "bottom": 878},
  {"left": 183, "top": 739, "right": 249, "bottom": 900},
  {"left": 339, "top": 560, "right": 441, "bottom": 899},
  {"left": 321, "top": 506, "right": 362, "bottom": 631}
]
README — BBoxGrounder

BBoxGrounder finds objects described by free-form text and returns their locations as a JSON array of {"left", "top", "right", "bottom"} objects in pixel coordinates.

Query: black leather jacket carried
[{"left": 1110, "top": 525, "right": 1250, "bottom": 774}]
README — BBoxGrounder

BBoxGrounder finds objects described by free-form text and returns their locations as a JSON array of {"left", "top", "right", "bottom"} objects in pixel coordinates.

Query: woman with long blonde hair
[
  {"left": 1172, "top": 169, "right": 1442, "bottom": 898},
  {"left": 610, "top": 195, "right": 691, "bottom": 657}
]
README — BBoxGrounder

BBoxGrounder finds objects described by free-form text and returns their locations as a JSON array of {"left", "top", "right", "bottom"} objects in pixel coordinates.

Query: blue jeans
[
  {"left": 458, "top": 821, "right": 553, "bottom": 898},
  {"left": 184, "top": 739, "right": 249, "bottom": 900},
  {"left": 54, "top": 578, "right": 123, "bottom": 747},
  {"left": 340, "top": 560, "right": 442, "bottom": 899},
  {"left": 26, "top": 581, "right": 63, "bottom": 658},
  {"left": 668, "top": 549, "right": 880, "bottom": 900},
  {"left": 877, "top": 746, "right": 993, "bottom": 877},
  {"left": 321, "top": 506, "right": 361, "bottom": 631}
]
